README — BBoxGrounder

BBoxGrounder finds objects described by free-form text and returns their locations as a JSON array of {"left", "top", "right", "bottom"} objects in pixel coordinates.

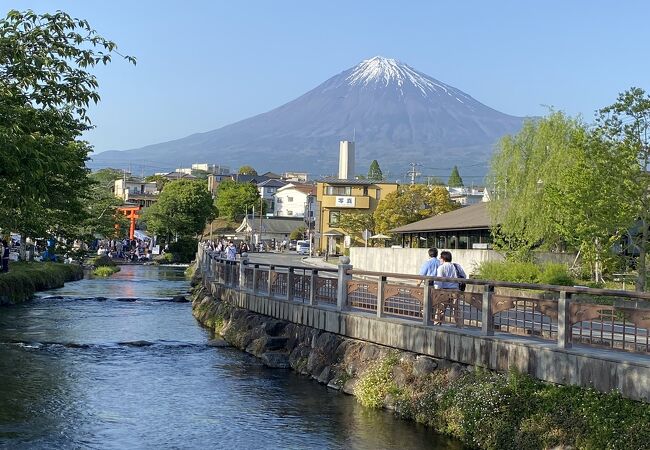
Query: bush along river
[{"left": 0, "top": 265, "right": 462, "bottom": 449}]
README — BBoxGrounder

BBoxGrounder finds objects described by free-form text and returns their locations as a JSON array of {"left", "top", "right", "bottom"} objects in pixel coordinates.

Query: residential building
[
  {"left": 257, "top": 179, "right": 288, "bottom": 213},
  {"left": 163, "top": 171, "right": 197, "bottom": 181},
  {"left": 282, "top": 172, "right": 309, "bottom": 183},
  {"left": 235, "top": 215, "right": 304, "bottom": 246},
  {"left": 191, "top": 163, "right": 230, "bottom": 175},
  {"left": 274, "top": 183, "right": 316, "bottom": 219},
  {"left": 316, "top": 178, "right": 398, "bottom": 255},
  {"left": 390, "top": 202, "right": 492, "bottom": 249},
  {"left": 114, "top": 178, "right": 159, "bottom": 208},
  {"left": 447, "top": 186, "right": 488, "bottom": 206}
]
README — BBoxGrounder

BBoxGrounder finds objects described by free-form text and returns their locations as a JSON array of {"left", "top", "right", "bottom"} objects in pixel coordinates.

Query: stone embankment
[
  {"left": 191, "top": 268, "right": 650, "bottom": 450},
  {"left": 0, "top": 262, "right": 84, "bottom": 305}
]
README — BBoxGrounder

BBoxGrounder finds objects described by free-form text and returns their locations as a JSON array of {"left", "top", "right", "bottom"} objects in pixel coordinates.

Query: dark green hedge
[{"left": 0, "top": 262, "right": 83, "bottom": 305}]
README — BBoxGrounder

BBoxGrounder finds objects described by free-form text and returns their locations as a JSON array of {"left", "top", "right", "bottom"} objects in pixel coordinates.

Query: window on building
[
  {"left": 329, "top": 211, "right": 340, "bottom": 225},
  {"left": 325, "top": 186, "right": 352, "bottom": 196},
  {"left": 459, "top": 234, "right": 469, "bottom": 250},
  {"left": 363, "top": 186, "right": 368, "bottom": 196},
  {"left": 276, "top": 198, "right": 282, "bottom": 203},
  {"left": 287, "top": 196, "right": 293, "bottom": 202},
  {"left": 287, "top": 210, "right": 293, "bottom": 216}
]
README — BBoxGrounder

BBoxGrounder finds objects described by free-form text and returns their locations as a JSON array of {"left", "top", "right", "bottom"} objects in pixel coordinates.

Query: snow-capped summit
[
  {"left": 345, "top": 56, "right": 463, "bottom": 99},
  {"left": 92, "top": 57, "right": 530, "bottom": 178}
]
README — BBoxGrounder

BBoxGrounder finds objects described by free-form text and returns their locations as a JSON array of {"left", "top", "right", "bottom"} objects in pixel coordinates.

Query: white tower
[{"left": 338, "top": 140, "right": 355, "bottom": 180}]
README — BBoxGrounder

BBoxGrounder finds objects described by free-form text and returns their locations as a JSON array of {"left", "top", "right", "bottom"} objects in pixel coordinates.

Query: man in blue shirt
[{"left": 417, "top": 247, "right": 439, "bottom": 286}]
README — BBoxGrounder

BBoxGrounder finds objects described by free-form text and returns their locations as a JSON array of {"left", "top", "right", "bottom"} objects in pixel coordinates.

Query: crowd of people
[
  {"left": 203, "top": 239, "right": 251, "bottom": 260},
  {"left": 94, "top": 238, "right": 155, "bottom": 262}
]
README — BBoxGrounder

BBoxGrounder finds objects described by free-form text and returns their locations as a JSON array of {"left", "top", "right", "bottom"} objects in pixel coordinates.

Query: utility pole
[
  {"left": 407, "top": 162, "right": 421, "bottom": 185},
  {"left": 253, "top": 195, "right": 264, "bottom": 248}
]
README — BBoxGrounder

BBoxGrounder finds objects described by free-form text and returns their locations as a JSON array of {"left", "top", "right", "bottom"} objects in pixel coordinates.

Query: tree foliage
[
  {"left": 595, "top": 87, "right": 650, "bottom": 289},
  {"left": 488, "top": 111, "right": 638, "bottom": 281},
  {"left": 238, "top": 165, "right": 258, "bottom": 176},
  {"left": 144, "top": 180, "right": 215, "bottom": 239},
  {"left": 338, "top": 213, "right": 375, "bottom": 244},
  {"left": 448, "top": 166, "right": 464, "bottom": 187},
  {"left": 289, "top": 226, "right": 306, "bottom": 240},
  {"left": 0, "top": 9, "right": 134, "bottom": 242},
  {"left": 367, "top": 160, "right": 383, "bottom": 181},
  {"left": 215, "top": 180, "right": 261, "bottom": 220},
  {"left": 373, "top": 185, "right": 458, "bottom": 233},
  {"left": 144, "top": 174, "right": 170, "bottom": 191}
]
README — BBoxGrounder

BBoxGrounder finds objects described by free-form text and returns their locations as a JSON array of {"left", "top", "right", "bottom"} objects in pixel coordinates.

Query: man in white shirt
[{"left": 434, "top": 251, "right": 466, "bottom": 290}]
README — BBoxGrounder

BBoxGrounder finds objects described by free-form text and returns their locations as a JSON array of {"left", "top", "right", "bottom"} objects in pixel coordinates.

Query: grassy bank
[
  {"left": 0, "top": 262, "right": 84, "bottom": 305},
  {"left": 356, "top": 354, "right": 650, "bottom": 450}
]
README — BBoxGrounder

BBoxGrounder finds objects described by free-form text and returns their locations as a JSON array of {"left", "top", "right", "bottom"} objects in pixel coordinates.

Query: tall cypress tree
[
  {"left": 448, "top": 166, "right": 464, "bottom": 187},
  {"left": 367, "top": 160, "right": 383, "bottom": 181}
]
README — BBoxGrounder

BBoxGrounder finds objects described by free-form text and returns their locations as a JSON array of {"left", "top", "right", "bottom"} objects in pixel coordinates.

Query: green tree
[
  {"left": 488, "top": 111, "right": 638, "bottom": 281},
  {"left": 144, "top": 174, "right": 170, "bottom": 191},
  {"left": 91, "top": 168, "right": 124, "bottom": 186},
  {"left": 596, "top": 87, "right": 650, "bottom": 290},
  {"left": 0, "top": 9, "right": 134, "bottom": 248},
  {"left": 215, "top": 180, "right": 261, "bottom": 220},
  {"left": 367, "top": 160, "right": 383, "bottom": 181},
  {"left": 373, "top": 185, "right": 457, "bottom": 233},
  {"left": 290, "top": 226, "right": 306, "bottom": 240},
  {"left": 448, "top": 166, "right": 464, "bottom": 187},
  {"left": 337, "top": 213, "right": 375, "bottom": 245},
  {"left": 238, "top": 165, "right": 258, "bottom": 176},
  {"left": 144, "top": 180, "right": 215, "bottom": 240}
]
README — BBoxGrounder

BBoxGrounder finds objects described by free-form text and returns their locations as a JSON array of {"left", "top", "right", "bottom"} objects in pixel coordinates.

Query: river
[{"left": 0, "top": 265, "right": 462, "bottom": 449}]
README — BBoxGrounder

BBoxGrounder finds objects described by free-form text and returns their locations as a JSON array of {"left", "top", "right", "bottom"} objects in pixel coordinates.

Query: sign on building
[{"left": 335, "top": 196, "right": 356, "bottom": 207}]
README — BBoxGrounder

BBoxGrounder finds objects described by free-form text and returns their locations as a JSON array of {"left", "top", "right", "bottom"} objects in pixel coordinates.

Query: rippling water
[{"left": 0, "top": 265, "right": 462, "bottom": 449}]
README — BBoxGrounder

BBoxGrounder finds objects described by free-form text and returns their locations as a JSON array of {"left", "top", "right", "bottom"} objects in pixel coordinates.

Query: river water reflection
[{"left": 0, "top": 265, "right": 462, "bottom": 449}]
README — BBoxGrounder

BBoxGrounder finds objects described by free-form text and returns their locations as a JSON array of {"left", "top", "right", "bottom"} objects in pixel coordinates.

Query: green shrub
[
  {"left": 167, "top": 237, "right": 198, "bottom": 263},
  {"left": 354, "top": 352, "right": 400, "bottom": 408},
  {"left": 91, "top": 255, "right": 116, "bottom": 267},
  {"left": 476, "top": 260, "right": 574, "bottom": 286},
  {"left": 538, "top": 263, "right": 574, "bottom": 285},
  {"left": 0, "top": 262, "right": 83, "bottom": 303},
  {"left": 93, "top": 266, "right": 120, "bottom": 277}
]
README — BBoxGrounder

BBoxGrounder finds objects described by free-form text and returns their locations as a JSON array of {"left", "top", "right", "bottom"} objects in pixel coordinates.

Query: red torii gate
[{"left": 117, "top": 205, "right": 141, "bottom": 240}]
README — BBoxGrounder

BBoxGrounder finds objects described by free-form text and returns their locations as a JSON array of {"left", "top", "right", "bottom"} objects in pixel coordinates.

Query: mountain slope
[{"left": 91, "top": 56, "right": 528, "bottom": 179}]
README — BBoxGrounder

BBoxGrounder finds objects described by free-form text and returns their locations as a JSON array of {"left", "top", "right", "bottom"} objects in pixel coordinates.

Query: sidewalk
[{"left": 301, "top": 256, "right": 338, "bottom": 269}]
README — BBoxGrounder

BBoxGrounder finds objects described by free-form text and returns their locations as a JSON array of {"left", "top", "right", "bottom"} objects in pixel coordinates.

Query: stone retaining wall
[{"left": 192, "top": 281, "right": 462, "bottom": 394}]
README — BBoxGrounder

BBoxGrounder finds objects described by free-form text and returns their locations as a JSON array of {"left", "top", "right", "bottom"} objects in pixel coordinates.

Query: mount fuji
[{"left": 91, "top": 56, "right": 529, "bottom": 179}]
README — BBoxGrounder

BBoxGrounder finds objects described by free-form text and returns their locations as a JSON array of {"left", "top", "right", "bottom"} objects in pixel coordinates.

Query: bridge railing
[{"left": 196, "top": 245, "right": 650, "bottom": 355}]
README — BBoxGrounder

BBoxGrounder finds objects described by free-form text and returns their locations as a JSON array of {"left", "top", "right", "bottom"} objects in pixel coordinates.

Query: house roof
[
  {"left": 277, "top": 183, "right": 316, "bottom": 195},
  {"left": 236, "top": 215, "right": 305, "bottom": 234},
  {"left": 257, "top": 179, "right": 288, "bottom": 188},
  {"left": 262, "top": 171, "right": 282, "bottom": 179},
  {"left": 390, "top": 202, "right": 491, "bottom": 233},
  {"left": 318, "top": 177, "right": 396, "bottom": 186},
  {"left": 163, "top": 172, "right": 197, "bottom": 180}
]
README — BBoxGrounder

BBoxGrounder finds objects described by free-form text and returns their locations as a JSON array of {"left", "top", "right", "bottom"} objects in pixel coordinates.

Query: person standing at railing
[
  {"left": 433, "top": 251, "right": 466, "bottom": 324},
  {"left": 417, "top": 247, "right": 439, "bottom": 287},
  {"left": 226, "top": 241, "right": 237, "bottom": 262},
  {"left": 434, "top": 251, "right": 466, "bottom": 289}
]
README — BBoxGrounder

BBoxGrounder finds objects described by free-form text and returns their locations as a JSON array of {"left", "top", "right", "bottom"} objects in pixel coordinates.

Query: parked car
[
  {"left": 289, "top": 240, "right": 297, "bottom": 251},
  {"left": 296, "top": 240, "right": 310, "bottom": 255}
]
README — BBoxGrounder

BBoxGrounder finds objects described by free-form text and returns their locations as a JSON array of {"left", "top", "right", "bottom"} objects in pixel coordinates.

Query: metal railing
[{"left": 196, "top": 245, "right": 650, "bottom": 356}]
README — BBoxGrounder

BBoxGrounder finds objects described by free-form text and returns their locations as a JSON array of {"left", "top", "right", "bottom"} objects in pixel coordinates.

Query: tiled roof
[
  {"left": 318, "top": 177, "right": 397, "bottom": 186},
  {"left": 391, "top": 202, "right": 491, "bottom": 233}
]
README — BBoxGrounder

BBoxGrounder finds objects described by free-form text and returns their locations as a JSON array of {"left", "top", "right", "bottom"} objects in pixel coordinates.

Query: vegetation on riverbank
[
  {"left": 475, "top": 260, "right": 574, "bottom": 285},
  {"left": 92, "top": 266, "right": 120, "bottom": 277},
  {"left": 356, "top": 354, "right": 650, "bottom": 450},
  {"left": 0, "top": 262, "right": 83, "bottom": 305}
]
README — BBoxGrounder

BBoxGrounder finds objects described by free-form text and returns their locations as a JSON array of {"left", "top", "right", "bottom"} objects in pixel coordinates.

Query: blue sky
[{"left": 10, "top": 1, "right": 650, "bottom": 155}]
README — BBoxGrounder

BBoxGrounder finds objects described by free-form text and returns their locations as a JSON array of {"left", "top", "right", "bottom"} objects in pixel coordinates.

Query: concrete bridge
[{"left": 196, "top": 245, "right": 650, "bottom": 402}]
